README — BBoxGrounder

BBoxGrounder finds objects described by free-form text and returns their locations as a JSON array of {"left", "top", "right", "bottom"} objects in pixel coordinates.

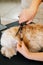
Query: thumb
[
  {"left": 22, "top": 42, "right": 26, "bottom": 48},
  {"left": 26, "top": 20, "right": 33, "bottom": 24},
  {"left": 17, "top": 43, "right": 22, "bottom": 51}
]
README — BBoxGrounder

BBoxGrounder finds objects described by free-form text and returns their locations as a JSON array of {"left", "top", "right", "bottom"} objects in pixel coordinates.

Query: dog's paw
[{"left": 1, "top": 47, "right": 17, "bottom": 59}]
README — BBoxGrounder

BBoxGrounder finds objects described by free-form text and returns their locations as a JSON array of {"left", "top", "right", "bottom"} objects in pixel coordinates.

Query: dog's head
[{"left": 1, "top": 27, "right": 20, "bottom": 58}]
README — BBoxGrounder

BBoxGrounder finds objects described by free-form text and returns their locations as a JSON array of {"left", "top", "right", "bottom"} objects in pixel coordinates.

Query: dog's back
[{"left": 22, "top": 24, "right": 43, "bottom": 52}]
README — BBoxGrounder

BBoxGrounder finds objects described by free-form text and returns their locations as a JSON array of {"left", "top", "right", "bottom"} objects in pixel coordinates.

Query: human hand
[
  {"left": 17, "top": 42, "right": 43, "bottom": 61},
  {"left": 17, "top": 42, "right": 29, "bottom": 58},
  {"left": 19, "top": 8, "right": 37, "bottom": 24}
]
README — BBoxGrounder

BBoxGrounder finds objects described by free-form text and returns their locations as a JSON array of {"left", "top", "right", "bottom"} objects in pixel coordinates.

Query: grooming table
[{"left": 0, "top": 21, "right": 43, "bottom": 65}]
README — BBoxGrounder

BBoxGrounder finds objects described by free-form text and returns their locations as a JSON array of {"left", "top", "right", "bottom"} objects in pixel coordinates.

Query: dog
[{"left": 1, "top": 24, "right": 43, "bottom": 58}]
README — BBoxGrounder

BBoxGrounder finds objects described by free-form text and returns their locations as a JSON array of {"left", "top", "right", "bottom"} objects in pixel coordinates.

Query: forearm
[
  {"left": 26, "top": 52, "right": 43, "bottom": 61},
  {"left": 30, "top": 0, "right": 42, "bottom": 10}
]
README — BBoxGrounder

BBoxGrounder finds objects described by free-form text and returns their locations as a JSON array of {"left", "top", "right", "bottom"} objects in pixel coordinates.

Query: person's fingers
[
  {"left": 26, "top": 19, "right": 33, "bottom": 24},
  {"left": 22, "top": 42, "right": 26, "bottom": 48},
  {"left": 19, "top": 11, "right": 27, "bottom": 23},
  {"left": 17, "top": 43, "right": 21, "bottom": 48},
  {"left": 19, "top": 15, "right": 33, "bottom": 24},
  {"left": 19, "top": 17, "right": 26, "bottom": 24},
  {"left": 17, "top": 43, "right": 22, "bottom": 51},
  {"left": 21, "top": 42, "right": 27, "bottom": 49},
  {"left": 22, "top": 42, "right": 29, "bottom": 52},
  {"left": 17, "top": 42, "right": 26, "bottom": 49}
]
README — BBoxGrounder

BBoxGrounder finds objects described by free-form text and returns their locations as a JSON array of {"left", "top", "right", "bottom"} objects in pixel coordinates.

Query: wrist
[{"left": 24, "top": 51, "right": 31, "bottom": 59}]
